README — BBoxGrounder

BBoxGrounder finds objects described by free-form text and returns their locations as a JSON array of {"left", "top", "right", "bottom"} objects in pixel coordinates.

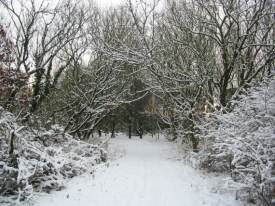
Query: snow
[
  {"left": 195, "top": 76, "right": 275, "bottom": 204},
  {"left": 26, "top": 134, "right": 241, "bottom": 206}
]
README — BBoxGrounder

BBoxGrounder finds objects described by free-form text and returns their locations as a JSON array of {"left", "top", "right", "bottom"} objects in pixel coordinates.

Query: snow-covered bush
[
  {"left": 0, "top": 107, "right": 107, "bottom": 203},
  {"left": 197, "top": 77, "right": 275, "bottom": 205}
]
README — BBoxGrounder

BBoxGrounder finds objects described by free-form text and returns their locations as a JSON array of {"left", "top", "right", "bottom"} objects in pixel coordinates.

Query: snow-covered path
[{"left": 30, "top": 135, "right": 241, "bottom": 206}]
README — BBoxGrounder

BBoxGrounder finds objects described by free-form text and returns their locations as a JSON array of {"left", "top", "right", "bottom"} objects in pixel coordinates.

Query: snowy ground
[{"left": 26, "top": 134, "right": 241, "bottom": 206}]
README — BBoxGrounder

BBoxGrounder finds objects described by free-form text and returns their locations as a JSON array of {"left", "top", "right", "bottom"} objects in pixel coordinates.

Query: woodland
[{"left": 0, "top": 0, "right": 274, "bottom": 205}]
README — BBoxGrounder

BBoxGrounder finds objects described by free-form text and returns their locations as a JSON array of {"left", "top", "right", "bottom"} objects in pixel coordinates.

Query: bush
[
  {"left": 0, "top": 107, "right": 107, "bottom": 203},
  {"left": 197, "top": 77, "right": 275, "bottom": 205}
]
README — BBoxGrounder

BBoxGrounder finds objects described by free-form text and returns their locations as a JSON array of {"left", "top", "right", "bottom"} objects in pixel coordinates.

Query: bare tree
[
  {"left": 0, "top": 0, "right": 87, "bottom": 117},
  {"left": 166, "top": 0, "right": 275, "bottom": 106}
]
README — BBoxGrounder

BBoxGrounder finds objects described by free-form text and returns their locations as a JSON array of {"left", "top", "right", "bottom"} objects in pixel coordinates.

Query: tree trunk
[
  {"left": 170, "top": 115, "right": 177, "bottom": 141},
  {"left": 128, "top": 120, "right": 132, "bottom": 139},
  {"left": 111, "top": 121, "right": 116, "bottom": 138},
  {"left": 220, "top": 71, "right": 231, "bottom": 107},
  {"left": 98, "top": 130, "right": 102, "bottom": 137},
  {"left": 9, "top": 130, "right": 15, "bottom": 156},
  {"left": 188, "top": 113, "right": 199, "bottom": 152}
]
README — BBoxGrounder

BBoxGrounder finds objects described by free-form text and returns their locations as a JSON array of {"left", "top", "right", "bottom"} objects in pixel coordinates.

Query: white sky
[
  {"left": 95, "top": 0, "right": 126, "bottom": 8},
  {"left": 95, "top": 0, "right": 165, "bottom": 10}
]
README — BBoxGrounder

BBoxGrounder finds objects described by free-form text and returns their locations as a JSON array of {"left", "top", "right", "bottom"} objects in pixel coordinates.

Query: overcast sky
[{"left": 95, "top": 0, "right": 126, "bottom": 8}]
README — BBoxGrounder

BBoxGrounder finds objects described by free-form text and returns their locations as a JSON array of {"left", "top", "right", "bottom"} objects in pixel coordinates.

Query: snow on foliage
[
  {"left": 0, "top": 107, "right": 107, "bottom": 204},
  {"left": 196, "top": 76, "right": 275, "bottom": 205},
  {"left": 0, "top": 24, "right": 12, "bottom": 64}
]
